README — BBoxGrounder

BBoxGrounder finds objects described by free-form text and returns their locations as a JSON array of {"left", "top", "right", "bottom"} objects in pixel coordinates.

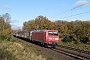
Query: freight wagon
[{"left": 16, "top": 30, "right": 33, "bottom": 40}]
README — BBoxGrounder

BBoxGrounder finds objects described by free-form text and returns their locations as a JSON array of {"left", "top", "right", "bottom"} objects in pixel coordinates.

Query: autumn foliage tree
[
  {"left": 23, "top": 15, "right": 53, "bottom": 30},
  {"left": 0, "top": 13, "right": 12, "bottom": 35}
]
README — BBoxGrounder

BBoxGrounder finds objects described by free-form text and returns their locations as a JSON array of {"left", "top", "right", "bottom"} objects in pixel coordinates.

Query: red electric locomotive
[{"left": 32, "top": 30, "right": 59, "bottom": 48}]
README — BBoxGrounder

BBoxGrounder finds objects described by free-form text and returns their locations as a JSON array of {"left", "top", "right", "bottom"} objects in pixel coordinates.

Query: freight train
[{"left": 14, "top": 30, "right": 59, "bottom": 48}]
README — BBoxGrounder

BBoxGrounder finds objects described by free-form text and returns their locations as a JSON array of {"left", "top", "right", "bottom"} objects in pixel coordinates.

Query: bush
[
  {"left": 0, "top": 34, "right": 7, "bottom": 40},
  {"left": 62, "top": 35, "right": 75, "bottom": 42},
  {"left": 0, "top": 48, "right": 17, "bottom": 60},
  {"left": 0, "top": 34, "right": 16, "bottom": 42},
  {"left": 7, "top": 36, "right": 11, "bottom": 41},
  {"left": 80, "top": 37, "right": 90, "bottom": 44}
]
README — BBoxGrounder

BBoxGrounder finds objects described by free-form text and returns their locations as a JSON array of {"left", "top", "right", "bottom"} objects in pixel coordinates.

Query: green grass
[
  {"left": 0, "top": 48, "right": 17, "bottom": 60},
  {"left": 0, "top": 35, "right": 46, "bottom": 60},
  {"left": 0, "top": 35, "right": 56, "bottom": 60},
  {"left": 46, "top": 56, "right": 55, "bottom": 60}
]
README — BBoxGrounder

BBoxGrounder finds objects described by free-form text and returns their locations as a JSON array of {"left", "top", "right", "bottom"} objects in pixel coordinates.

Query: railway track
[
  {"left": 51, "top": 45, "right": 90, "bottom": 60},
  {"left": 14, "top": 36, "right": 90, "bottom": 60},
  {"left": 58, "top": 45, "right": 90, "bottom": 54},
  {"left": 14, "top": 36, "right": 75, "bottom": 60}
]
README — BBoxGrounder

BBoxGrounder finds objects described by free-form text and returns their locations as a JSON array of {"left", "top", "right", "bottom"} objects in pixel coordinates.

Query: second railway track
[
  {"left": 58, "top": 45, "right": 90, "bottom": 54},
  {"left": 53, "top": 45, "right": 90, "bottom": 60}
]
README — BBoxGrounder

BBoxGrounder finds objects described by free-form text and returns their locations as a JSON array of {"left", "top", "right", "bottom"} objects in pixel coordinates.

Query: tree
[
  {"left": 35, "top": 15, "right": 52, "bottom": 30},
  {"left": 0, "top": 13, "right": 12, "bottom": 35},
  {"left": 0, "top": 17, "right": 4, "bottom": 34},
  {"left": 2, "top": 13, "right": 11, "bottom": 23},
  {"left": 23, "top": 15, "right": 53, "bottom": 30},
  {"left": 74, "top": 21, "right": 90, "bottom": 43}
]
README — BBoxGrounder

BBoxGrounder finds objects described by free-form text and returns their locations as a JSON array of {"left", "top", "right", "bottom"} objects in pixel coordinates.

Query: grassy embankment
[
  {"left": 59, "top": 41, "right": 90, "bottom": 52},
  {"left": 0, "top": 35, "right": 54, "bottom": 60}
]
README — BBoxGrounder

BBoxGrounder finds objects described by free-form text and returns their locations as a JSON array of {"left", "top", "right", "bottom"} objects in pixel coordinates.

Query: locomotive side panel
[{"left": 32, "top": 32, "right": 46, "bottom": 43}]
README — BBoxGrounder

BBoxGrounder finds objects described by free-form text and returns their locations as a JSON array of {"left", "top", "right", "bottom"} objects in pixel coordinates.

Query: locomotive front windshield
[{"left": 48, "top": 31, "right": 58, "bottom": 36}]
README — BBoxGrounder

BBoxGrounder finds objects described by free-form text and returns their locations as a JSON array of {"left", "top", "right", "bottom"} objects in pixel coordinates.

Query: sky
[{"left": 0, "top": 0, "right": 90, "bottom": 30}]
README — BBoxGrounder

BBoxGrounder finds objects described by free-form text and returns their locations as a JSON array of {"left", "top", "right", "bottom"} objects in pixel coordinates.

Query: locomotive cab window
[{"left": 48, "top": 32, "right": 58, "bottom": 36}]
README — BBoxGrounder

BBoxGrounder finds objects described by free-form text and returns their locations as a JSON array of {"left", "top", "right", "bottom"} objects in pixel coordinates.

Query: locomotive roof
[{"left": 33, "top": 30, "right": 58, "bottom": 32}]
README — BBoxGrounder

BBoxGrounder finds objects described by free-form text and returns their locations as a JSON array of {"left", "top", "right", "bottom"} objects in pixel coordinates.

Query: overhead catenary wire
[
  {"left": 50, "top": 2, "right": 90, "bottom": 18},
  {"left": 60, "top": 11, "right": 90, "bottom": 19}
]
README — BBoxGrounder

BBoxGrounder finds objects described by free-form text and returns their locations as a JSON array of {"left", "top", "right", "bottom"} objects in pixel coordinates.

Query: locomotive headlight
[
  {"left": 55, "top": 38, "right": 58, "bottom": 40},
  {"left": 49, "top": 38, "right": 52, "bottom": 40}
]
